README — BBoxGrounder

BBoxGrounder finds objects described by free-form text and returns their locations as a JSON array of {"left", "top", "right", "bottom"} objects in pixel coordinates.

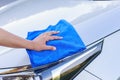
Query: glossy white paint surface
[
  {"left": 0, "top": 0, "right": 119, "bottom": 68},
  {"left": 85, "top": 31, "right": 120, "bottom": 80},
  {"left": 73, "top": 5, "right": 120, "bottom": 46},
  {"left": 74, "top": 70, "right": 100, "bottom": 80}
]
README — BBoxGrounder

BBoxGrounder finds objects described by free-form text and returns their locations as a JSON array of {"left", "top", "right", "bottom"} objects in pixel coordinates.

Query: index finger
[{"left": 45, "top": 31, "right": 60, "bottom": 35}]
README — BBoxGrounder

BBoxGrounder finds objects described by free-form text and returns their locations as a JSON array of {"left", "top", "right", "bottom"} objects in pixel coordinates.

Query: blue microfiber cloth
[{"left": 26, "top": 20, "right": 86, "bottom": 67}]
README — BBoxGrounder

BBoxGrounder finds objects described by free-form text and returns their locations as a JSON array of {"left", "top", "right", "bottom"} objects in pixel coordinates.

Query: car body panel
[
  {"left": 83, "top": 31, "right": 120, "bottom": 80},
  {"left": 0, "top": 0, "right": 119, "bottom": 68},
  {"left": 73, "top": 70, "right": 101, "bottom": 80}
]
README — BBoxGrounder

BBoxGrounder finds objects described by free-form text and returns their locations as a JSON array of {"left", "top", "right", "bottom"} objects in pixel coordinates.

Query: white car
[{"left": 0, "top": 0, "right": 120, "bottom": 80}]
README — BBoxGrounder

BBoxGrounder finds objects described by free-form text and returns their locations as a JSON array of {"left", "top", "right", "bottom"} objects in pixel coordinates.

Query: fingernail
[
  {"left": 60, "top": 37, "right": 63, "bottom": 39},
  {"left": 53, "top": 47, "right": 56, "bottom": 50}
]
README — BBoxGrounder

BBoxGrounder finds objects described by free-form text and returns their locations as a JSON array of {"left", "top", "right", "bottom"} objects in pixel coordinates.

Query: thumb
[{"left": 44, "top": 46, "right": 56, "bottom": 50}]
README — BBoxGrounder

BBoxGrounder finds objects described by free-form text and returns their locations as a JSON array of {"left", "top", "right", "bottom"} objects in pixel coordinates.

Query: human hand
[{"left": 31, "top": 31, "right": 62, "bottom": 51}]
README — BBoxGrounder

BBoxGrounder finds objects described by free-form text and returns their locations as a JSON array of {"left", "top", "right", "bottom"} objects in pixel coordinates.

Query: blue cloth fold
[{"left": 26, "top": 20, "right": 86, "bottom": 67}]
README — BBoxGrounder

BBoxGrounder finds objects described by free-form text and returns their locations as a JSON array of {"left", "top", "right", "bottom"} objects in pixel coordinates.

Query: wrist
[{"left": 27, "top": 40, "right": 34, "bottom": 50}]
